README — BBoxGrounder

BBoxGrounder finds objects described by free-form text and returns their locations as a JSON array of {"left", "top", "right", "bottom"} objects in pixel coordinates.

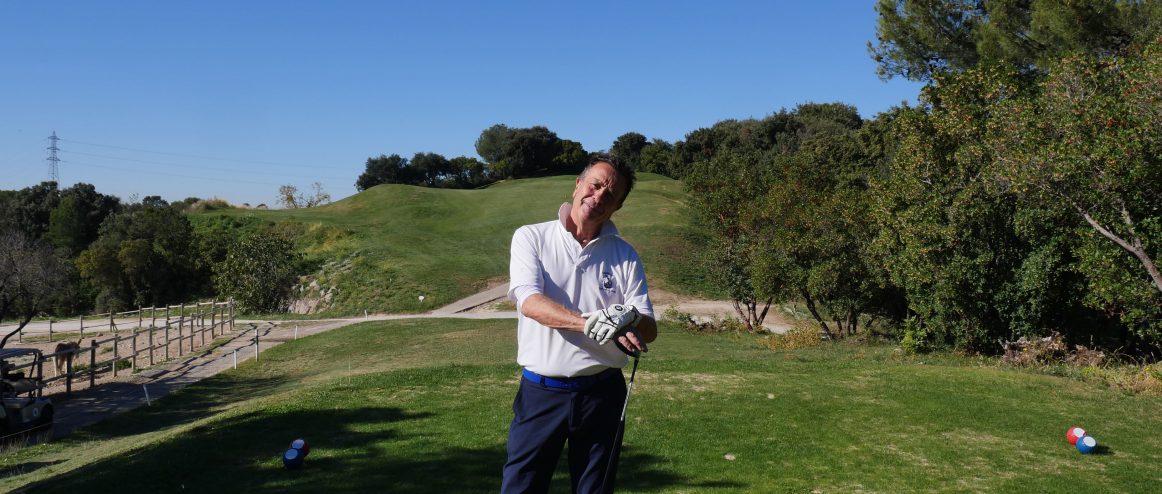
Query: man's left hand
[{"left": 582, "top": 304, "right": 641, "bottom": 345}]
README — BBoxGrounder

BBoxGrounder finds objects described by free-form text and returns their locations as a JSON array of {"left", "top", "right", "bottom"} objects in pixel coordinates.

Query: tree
[
  {"left": 868, "top": 61, "right": 1111, "bottom": 352},
  {"left": 989, "top": 42, "right": 1162, "bottom": 342},
  {"left": 449, "top": 156, "right": 489, "bottom": 187},
  {"left": 610, "top": 132, "right": 649, "bottom": 170},
  {"left": 46, "top": 183, "right": 121, "bottom": 256},
  {"left": 356, "top": 154, "right": 409, "bottom": 191},
  {"left": 0, "top": 230, "right": 72, "bottom": 348},
  {"left": 475, "top": 124, "right": 585, "bottom": 179},
  {"left": 684, "top": 150, "right": 774, "bottom": 332},
  {"left": 0, "top": 181, "right": 60, "bottom": 240},
  {"left": 475, "top": 124, "right": 514, "bottom": 166},
  {"left": 505, "top": 126, "right": 565, "bottom": 178},
  {"left": 751, "top": 108, "right": 886, "bottom": 339},
  {"left": 278, "top": 183, "right": 332, "bottom": 209},
  {"left": 213, "top": 231, "right": 299, "bottom": 313},
  {"left": 410, "top": 152, "right": 454, "bottom": 187},
  {"left": 638, "top": 139, "right": 675, "bottom": 175},
  {"left": 869, "top": 0, "right": 1162, "bottom": 81},
  {"left": 553, "top": 139, "right": 588, "bottom": 175},
  {"left": 76, "top": 200, "right": 205, "bottom": 310}
]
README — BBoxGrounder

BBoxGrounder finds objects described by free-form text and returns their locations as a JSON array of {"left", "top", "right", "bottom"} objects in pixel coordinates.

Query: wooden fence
[{"left": 30, "top": 300, "right": 237, "bottom": 397}]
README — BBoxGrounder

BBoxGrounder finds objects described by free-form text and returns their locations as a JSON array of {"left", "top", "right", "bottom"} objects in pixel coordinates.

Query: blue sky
[{"left": 0, "top": 1, "right": 922, "bottom": 207}]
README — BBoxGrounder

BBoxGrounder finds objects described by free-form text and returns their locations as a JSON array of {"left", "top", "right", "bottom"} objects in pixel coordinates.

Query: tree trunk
[
  {"left": 1077, "top": 207, "right": 1162, "bottom": 294},
  {"left": 800, "top": 289, "right": 833, "bottom": 339},
  {"left": 731, "top": 299, "right": 755, "bottom": 333}
]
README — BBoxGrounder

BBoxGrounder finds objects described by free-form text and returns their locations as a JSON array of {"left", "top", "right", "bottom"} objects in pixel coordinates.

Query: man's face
[{"left": 571, "top": 162, "right": 625, "bottom": 226}]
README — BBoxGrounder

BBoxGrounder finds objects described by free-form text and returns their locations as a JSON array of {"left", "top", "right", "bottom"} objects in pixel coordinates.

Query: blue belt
[{"left": 522, "top": 367, "right": 619, "bottom": 391}]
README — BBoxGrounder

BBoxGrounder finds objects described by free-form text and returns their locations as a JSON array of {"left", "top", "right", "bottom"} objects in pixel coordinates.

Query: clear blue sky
[{"left": 0, "top": 1, "right": 922, "bottom": 207}]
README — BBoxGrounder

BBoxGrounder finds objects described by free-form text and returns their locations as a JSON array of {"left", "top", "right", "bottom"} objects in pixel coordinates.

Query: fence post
[
  {"left": 148, "top": 321, "right": 154, "bottom": 367},
  {"left": 211, "top": 303, "right": 217, "bottom": 339},
  {"left": 178, "top": 304, "right": 185, "bottom": 357},
  {"left": 255, "top": 326, "right": 260, "bottom": 362},
  {"left": 229, "top": 299, "right": 235, "bottom": 331},
  {"left": 131, "top": 326, "right": 138, "bottom": 371},
  {"left": 110, "top": 310, "right": 115, "bottom": 334},
  {"left": 113, "top": 334, "right": 120, "bottom": 377},
  {"left": 165, "top": 319, "right": 170, "bottom": 361},
  {"left": 36, "top": 358, "right": 44, "bottom": 399},
  {"left": 89, "top": 340, "right": 97, "bottom": 389}
]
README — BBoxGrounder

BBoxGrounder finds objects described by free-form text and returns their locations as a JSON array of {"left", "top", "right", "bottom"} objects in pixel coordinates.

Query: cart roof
[{"left": 0, "top": 348, "right": 42, "bottom": 359}]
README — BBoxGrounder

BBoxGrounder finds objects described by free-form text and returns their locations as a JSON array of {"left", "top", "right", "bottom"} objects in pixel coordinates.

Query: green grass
[
  {"left": 3, "top": 319, "right": 1161, "bottom": 493},
  {"left": 190, "top": 174, "right": 714, "bottom": 316}
]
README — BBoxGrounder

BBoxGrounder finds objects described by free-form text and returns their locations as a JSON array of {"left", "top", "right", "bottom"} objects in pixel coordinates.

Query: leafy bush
[
  {"left": 899, "top": 316, "right": 935, "bottom": 355},
  {"left": 760, "top": 322, "right": 825, "bottom": 351},
  {"left": 213, "top": 231, "right": 300, "bottom": 313}
]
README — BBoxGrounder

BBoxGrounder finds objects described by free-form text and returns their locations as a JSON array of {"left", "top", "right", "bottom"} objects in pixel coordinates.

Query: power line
[
  {"left": 64, "top": 160, "right": 287, "bottom": 187},
  {"left": 64, "top": 150, "right": 352, "bottom": 182},
  {"left": 60, "top": 138, "right": 348, "bottom": 170}
]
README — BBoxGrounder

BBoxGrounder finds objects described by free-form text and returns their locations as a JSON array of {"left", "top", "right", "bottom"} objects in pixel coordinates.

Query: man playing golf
[{"left": 502, "top": 152, "right": 657, "bottom": 494}]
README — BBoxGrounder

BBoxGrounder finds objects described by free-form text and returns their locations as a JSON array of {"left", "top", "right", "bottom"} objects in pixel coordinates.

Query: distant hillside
[{"left": 189, "top": 173, "right": 714, "bottom": 315}]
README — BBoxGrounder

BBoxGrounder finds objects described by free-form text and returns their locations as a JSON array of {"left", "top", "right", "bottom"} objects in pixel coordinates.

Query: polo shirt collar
[{"left": 557, "top": 202, "right": 619, "bottom": 241}]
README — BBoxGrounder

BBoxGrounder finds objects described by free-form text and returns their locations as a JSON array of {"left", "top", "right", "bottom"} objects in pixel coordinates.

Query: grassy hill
[
  {"left": 191, "top": 174, "right": 713, "bottom": 315},
  {"left": 4, "top": 320, "right": 1161, "bottom": 492}
]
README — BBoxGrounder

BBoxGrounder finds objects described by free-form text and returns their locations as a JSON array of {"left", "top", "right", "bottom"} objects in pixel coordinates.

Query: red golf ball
[
  {"left": 1066, "top": 426, "right": 1085, "bottom": 445},
  {"left": 290, "top": 438, "right": 311, "bottom": 457}
]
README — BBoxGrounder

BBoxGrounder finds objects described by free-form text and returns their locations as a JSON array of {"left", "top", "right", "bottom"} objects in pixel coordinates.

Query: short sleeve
[{"left": 508, "top": 226, "right": 544, "bottom": 308}]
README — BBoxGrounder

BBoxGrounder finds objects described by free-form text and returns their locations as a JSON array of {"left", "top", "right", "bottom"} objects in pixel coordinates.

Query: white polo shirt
[{"left": 508, "top": 203, "right": 654, "bottom": 377}]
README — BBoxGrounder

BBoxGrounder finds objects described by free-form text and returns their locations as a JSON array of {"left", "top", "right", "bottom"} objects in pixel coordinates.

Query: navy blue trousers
[{"left": 501, "top": 369, "right": 626, "bottom": 494}]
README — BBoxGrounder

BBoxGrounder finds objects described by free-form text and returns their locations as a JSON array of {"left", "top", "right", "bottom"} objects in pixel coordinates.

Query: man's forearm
[
  {"left": 520, "top": 294, "right": 586, "bottom": 332},
  {"left": 521, "top": 294, "right": 659, "bottom": 343}
]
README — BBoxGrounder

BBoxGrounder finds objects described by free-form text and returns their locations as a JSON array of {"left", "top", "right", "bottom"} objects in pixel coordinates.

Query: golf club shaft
[{"left": 601, "top": 352, "right": 639, "bottom": 494}]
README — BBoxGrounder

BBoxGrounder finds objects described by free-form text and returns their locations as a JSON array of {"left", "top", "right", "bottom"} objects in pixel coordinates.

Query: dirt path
[{"left": 42, "top": 287, "right": 779, "bottom": 438}]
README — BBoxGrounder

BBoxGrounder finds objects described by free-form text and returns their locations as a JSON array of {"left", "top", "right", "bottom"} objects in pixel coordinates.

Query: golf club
[{"left": 600, "top": 348, "right": 640, "bottom": 494}]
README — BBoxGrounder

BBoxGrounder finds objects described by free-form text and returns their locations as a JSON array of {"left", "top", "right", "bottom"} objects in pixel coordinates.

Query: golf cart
[{"left": 0, "top": 348, "right": 53, "bottom": 439}]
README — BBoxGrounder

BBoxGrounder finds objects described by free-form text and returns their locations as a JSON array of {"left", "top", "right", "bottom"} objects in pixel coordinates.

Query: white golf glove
[{"left": 582, "top": 304, "right": 641, "bottom": 345}]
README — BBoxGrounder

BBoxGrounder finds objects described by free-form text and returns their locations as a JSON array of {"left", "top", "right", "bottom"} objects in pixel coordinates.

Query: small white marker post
[
  {"left": 143, "top": 384, "right": 152, "bottom": 406},
  {"left": 233, "top": 348, "right": 238, "bottom": 369},
  {"left": 295, "top": 324, "right": 299, "bottom": 340}
]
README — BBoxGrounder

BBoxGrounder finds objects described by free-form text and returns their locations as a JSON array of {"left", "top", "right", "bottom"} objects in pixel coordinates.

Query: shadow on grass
[
  {"left": 24, "top": 404, "right": 737, "bottom": 493},
  {"left": 601, "top": 445, "right": 744, "bottom": 493},
  {"left": 56, "top": 374, "right": 290, "bottom": 441},
  {"left": 0, "top": 460, "right": 64, "bottom": 480}
]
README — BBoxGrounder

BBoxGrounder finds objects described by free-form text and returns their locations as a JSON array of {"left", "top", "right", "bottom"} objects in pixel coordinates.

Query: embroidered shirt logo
[{"left": 600, "top": 271, "right": 617, "bottom": 293}]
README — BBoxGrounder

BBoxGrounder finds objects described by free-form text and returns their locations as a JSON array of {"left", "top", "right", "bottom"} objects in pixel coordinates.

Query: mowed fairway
[{"left": 5, "top": 319, "right": 1162, "bottom": 493}]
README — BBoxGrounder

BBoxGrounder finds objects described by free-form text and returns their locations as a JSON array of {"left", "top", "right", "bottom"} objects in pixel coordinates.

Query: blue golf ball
[
  {"left": 283, "top": 447, "right": 305, "bottom": 469},
  {"left": 1076, "top": 435, "right": 1097, "bottom": 454}
]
